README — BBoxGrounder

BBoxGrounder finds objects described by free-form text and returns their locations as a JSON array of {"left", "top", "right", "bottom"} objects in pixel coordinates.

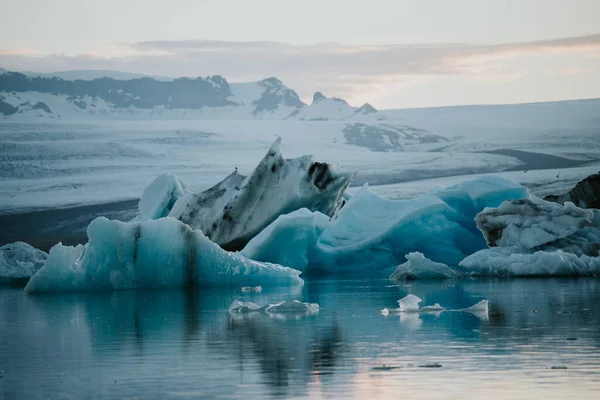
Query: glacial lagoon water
[{"left": 1, "top": 278, "right": 600, "bottom": 399}]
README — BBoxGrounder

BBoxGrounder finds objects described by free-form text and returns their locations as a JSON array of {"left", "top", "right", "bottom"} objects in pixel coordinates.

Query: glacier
[
  {"left": 168, "top": 137, "right": 355, "bottom": 250},
  {"left": 0, "top": 242, "right": 48, "bottom": 281},
  {"left": 242, "top": 175, "right": 529, "bottom": 277},
  {"left": 24, "top": 217, "right": 302, "bottom": 293}
]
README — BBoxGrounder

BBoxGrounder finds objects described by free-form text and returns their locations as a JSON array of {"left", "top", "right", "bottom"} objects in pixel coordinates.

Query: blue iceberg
[
  {"left": 242, "top": 176, "right": 529, "bottom": 277},
  {"left": 25, "top": 217, "right": 303, "bottom": 293}
]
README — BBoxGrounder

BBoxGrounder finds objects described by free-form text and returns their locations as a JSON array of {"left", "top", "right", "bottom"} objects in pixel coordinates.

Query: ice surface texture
[
  {"left": 0, "top": 242, "right": 48, "bottom": 280},
  {"left": 24, "top": 217, "right": 302, "bottom": 293},
  {"left": 243, "top": 176, "right": 529, "bottom": 277},
  {"left": 169, "top": 137, "right": 355, "bottom": 250}
]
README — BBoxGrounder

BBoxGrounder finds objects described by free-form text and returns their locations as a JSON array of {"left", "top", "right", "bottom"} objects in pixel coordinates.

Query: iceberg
[
  {"left": 133, "top": 173, "right": 192, "bottom": 221},
  {"left": 389, "top": 252, "right": 460, "bottom": 280},
  {"left": 0, "top": 242, "right": 48, "bottom": 281},
  {"left": 241, "top": 208, "right": 330, "bottom": 272},
  {"left": 461, "top": 196, "right": 600, "bottom": 277},
  {"left": 25, "top": 217, "right": 303, "bottom": 293},
  {"left": 460, "top": 247, "right": 600, "bottom": 276},
  {"left": 169, "top": 138, "right": 355, "bottom": 250},
  {"left": 475, "top": 198, "right": 594, "bottom": 249},
  {"left": 242, "top": 176, "right": 528, "bottom": 277}
]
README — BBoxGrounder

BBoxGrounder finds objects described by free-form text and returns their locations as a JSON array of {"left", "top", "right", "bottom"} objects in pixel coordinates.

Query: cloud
[{"left": 1, "top": 34, "right": 599, "bottom": 107}]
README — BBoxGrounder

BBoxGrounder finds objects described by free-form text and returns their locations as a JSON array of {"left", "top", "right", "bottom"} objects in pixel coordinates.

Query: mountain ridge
[{"left": 0, "top": 69, "right": 379, "bottom": 121}]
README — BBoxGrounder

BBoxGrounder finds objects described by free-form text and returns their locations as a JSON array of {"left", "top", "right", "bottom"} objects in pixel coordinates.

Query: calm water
[{"left": 1, "top": 278, "right": 600, "bottom": 399}]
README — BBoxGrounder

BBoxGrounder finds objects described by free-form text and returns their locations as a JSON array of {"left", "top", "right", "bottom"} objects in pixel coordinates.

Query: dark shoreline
[{"left": 0, "top": 199, "right": 138, "bottom": 252}]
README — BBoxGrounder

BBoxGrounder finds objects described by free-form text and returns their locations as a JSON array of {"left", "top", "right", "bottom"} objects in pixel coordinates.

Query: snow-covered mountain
[{"left": 0, "top": 70, "right": 382, "bottom": 122}]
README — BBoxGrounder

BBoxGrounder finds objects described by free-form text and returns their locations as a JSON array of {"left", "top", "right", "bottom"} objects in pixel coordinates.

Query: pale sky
[{"left": 1, "top": 0, "right": 599, "bottom": 108}]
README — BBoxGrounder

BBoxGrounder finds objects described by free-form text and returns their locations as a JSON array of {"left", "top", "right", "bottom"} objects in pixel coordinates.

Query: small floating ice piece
[
  {"left": 398, "top": 294, "right": 422, "bottom": 313},
  {"left": 420, "top": 303, "right": 445, "bottom": 312},
  {"left": 462, "top": 300, "right": 489, "bottom": 313},
  {"left": 229, "top": 299, "right": 319, "bottom": 316},
  {"left": 242, "top": 286, "right": 263, "bottom": 292},
  {"left": 229, "top": 300, "right": 262, "bottom": 313},
  {"left": 370, "top": 365, "right": 402, "bottom": 371},
  {"left": 266, "top": 300, "right": 319, "bottom": 315}
]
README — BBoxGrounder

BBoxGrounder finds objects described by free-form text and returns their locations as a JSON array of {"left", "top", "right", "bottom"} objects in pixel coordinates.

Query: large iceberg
[
  {"left": 168, "top": 138, "right": 355, "bottom": 250},
  {"left": 0, "top": 242, "right": 48, "bottom": 281},
  {"left": 242, "top": 176, "right": 529, "bottom": 277},
  {"left": 25, "top": 217, "right": 302, "bottom": 293}
]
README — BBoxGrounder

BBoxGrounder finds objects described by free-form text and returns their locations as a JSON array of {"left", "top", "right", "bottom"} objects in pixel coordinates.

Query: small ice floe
[
  {"left": 229, "top": 300, "right": 263, "bottom": 313},
  {"left": 380, "top": 295, "right": 488, "bottom": 319},
  {"left": 418, "top": 363, "right": 442, "bottom": 368},
  {"left": 241, "top": 286, "right": 263, "bottom": 292},
  {"left": 370, "top": 364, "right": 402, "bottom": 371},
  {"left": 551, "top": 366, "right": 568, "bottom": 370},
  {"left": 229, "top": 299, "right": 319, "bottom": 318}
]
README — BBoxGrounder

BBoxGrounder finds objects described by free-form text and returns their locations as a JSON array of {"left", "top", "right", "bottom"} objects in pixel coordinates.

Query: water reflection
[{"left": 1, "top": 278, "right": 600, "bottom": 399}]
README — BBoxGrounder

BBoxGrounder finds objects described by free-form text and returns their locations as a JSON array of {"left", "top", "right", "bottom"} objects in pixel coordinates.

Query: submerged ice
[{"left": 25, "top": 217, "right": 302, "bottom": 293}]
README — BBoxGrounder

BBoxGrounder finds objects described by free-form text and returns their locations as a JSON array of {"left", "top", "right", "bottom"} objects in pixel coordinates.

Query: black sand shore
[{"left": 0, "top": 200, "right": 138, "bottom": 252}]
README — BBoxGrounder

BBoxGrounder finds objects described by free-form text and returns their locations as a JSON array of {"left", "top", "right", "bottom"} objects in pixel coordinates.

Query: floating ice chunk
[
  {"left": 390, "top": 252, "right": 460, "bottom": 280},
  {"left": 463, "top": 299, "right": 488, "bottom": 313},
  {"left": 265, "top": 300, "right": 320, "bottom": 315},
  {"left": 0, "top": 242, "right": 48, "bottom": 281},
  {"left": 475, "top": 198, "right": 594, "bottom": 249},
  {"left": 381, "top": 295, "right": 488, "bottom": 319},
  {"left": 241, "top": 208, "right": 330, "bottom": 272},
  {"left": 133, "top": 173, "right": 191, "bottom": 221},
  {"left": 241, "top": 286, "right": 262, "bottom": 292},
  {"left": 242, "top": 176, "right": 528, "bottom": 277},
  {"left": 24, "top": 217, "right": 303, "bottom": 293},
  {"left": 460, "top": 247, "right": 600, "bottom": 276},
  {"left": 228, "top": 299, "right": 319, "bottom": 316},
  {"left": 420, "top": 303, "right": 445, "bottom": 312},
  {"left": 398, "top": 294, "right": 422, "bottom": 313},
  {"left": 229, "top": 300, "right": 263, "bottom": 313},
  {"left": 170, "top": 138, "right": 355, "bottom": 250}
]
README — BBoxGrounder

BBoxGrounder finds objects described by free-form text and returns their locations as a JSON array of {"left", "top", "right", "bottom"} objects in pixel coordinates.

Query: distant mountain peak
[
  {"left": 253, "top": 77, "right": 304, "bottom": 115},
  {"left": 312, "top": 91, "right": 326, "bottom": 104},
  {"left": 356, "top": 103, "right": 378, "bottom": 115}
]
